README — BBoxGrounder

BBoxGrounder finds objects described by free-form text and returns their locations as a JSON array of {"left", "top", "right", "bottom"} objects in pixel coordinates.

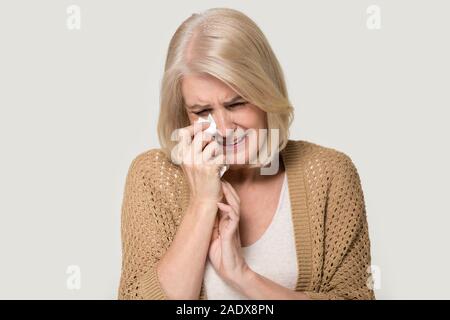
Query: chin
[{"left": 226, "top": 163, "right": 247, "bottom": 171}]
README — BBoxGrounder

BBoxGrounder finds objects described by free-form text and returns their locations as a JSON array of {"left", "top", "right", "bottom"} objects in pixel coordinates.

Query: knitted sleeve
[
  {"left": 304, "top": 153, "right": 375, "bottom": 300},
  {"left": 117, "top": 151, "right": 170, "bottom": 300}
]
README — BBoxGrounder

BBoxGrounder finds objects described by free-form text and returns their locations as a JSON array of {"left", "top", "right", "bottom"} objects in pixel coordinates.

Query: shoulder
[
  {"left": 289, "top": 140, "right": 367, "bottom": 221},
  {"left": 128, "top": 148, "right": 181, "bottom": 172},
  {"left": 128, "top": 148, "right": 172, "bottom": 171},
  {"left": 285, "top": 139, "right": 361, "bottom": 183},
  {"left": 286, "top": 139, "right": 357, "bottom": 168},
  {"left": 124, "top": 148, "right": 183, "bottom": 192}
]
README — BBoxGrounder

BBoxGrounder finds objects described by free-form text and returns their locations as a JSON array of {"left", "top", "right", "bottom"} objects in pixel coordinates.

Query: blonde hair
[{"left": 157, "top": 7, "right": 294, "bottom": 161}]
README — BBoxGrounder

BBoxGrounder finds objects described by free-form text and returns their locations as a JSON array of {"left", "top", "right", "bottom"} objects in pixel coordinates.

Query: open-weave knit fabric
[{"left": 118, "top": 140, "right": 375, "bottom": 300}]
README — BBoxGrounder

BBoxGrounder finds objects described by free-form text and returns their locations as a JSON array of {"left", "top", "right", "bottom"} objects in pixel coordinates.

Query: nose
[{"left": 212, "top": 109, "right": 235, "bottom": 140}]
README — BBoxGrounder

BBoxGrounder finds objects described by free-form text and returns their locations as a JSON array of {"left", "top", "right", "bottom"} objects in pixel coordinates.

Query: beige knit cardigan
[{"left": 118, "top": 140, "right": 375, "bottom": 300}]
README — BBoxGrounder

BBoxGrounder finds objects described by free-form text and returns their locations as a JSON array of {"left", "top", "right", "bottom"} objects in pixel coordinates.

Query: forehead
[{"left": 181, "top": 73, "right": 237, "bottom": 104}]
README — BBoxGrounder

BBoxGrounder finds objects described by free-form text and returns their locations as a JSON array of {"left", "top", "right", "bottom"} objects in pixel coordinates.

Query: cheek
[
  {"left": 240, "top": 106, "right": 266, "bottom": 129},
  {"left": 185, "top": 111, "right": 196, "bottom": 124}
]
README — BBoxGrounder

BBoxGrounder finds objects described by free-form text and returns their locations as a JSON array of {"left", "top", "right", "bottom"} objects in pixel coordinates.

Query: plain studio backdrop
[{"left": 0, "top": 0, "right": 449, "bottom": 299}]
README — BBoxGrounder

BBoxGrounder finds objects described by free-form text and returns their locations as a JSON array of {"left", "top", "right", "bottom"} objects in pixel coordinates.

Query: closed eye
[
  {"left": 227, "top": 102, "right": 246, "bottom": 109},
  {"left": 193, "top": 102, "right": 247, "bottom": 116},
  {"left": 193, "top": 109, "right": 211, "bottom": 116}
]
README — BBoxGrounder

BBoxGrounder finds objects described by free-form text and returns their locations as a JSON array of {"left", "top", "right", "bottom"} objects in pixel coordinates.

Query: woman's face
[{"left": 181, "top": 73, "right": 267, "bottom": 166}]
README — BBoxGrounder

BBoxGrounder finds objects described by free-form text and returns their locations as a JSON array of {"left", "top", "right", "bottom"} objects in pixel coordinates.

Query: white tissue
[
  {"left": 199, "top": 114, "right": 217, "bottom": 135},
  {"left": 196, "top": 114, "right": 229, "bottom": 177}
]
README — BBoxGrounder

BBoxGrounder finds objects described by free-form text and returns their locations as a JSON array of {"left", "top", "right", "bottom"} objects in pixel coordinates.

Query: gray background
[{"left": 0, "top": 0, "right": 449, "bottom": 299}]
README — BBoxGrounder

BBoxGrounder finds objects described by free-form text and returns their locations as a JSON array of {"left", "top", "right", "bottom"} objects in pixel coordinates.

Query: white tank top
[{"left": 204, "top": 173, "right": 298, "bottom": 299}]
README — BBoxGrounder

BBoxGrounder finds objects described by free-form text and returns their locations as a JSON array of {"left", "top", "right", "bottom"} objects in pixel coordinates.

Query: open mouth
[{"left": 220, "top": 134, "right": 247, "bottom": 148}]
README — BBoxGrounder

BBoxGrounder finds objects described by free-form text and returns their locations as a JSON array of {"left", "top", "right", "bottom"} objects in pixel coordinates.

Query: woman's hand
[
  {"left": 208, "top": 180, "right": 250, "bottom": 288},
  {"left": 172, "top": 122, "right": 226, "bottom": 204}
]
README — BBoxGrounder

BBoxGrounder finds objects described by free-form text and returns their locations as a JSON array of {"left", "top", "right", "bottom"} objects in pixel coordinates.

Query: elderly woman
[{"left": 118, "top": 8, "right": 375, "bottom": 300}]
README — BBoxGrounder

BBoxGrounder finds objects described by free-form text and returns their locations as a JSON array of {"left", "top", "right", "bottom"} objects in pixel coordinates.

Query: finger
[
  {"left": 236, "top": 227, "right": 242, "bottom": 246},
  {"left": 224, "top": 181, "right": 240, "bottom": 206},
  {"left": 209, "top": 153, "right": 226, "bottom": 165},
  {"left": 221, "top": 182, "right": 240, "bottom": 214},
  {"left": 178, "top": 122, "right": 211, "bottom": 145},
  {"left": 176, "top": 128, "right": 192, "bottom": 146},
  {"left": 211, "top": 215, "right": 220, "bottom": 241},
  {"left": 217, "top": 202, "right": 232, "bottom": 214},
  {"left": 218, "top": 209, "right": 229, "bottom": 224},
  {"left": 227, "top": 206, "right": 239, "bottom": 221},
  {"left": 217, "top": 202, "right": 233, "bottom": 221},
  {"left": 202, "top": 140, "right": 220, "bottom": 162},
  {"left": 213, "top": 213, "right": 219, "bottom": 229},
  {"left": 189, "top": 121, "right": 212, "bottom": 138},
  {"left": 192, "top": 130, "right": 214, "bottom": 157},
  {"left": 217, "top": 202, "right": 239, "bottom": 222},
  {"left": 170, "top": 143, "right": 184, "bottom": 165},
  {"left": 171, "top": 127, "right": 193, "bottom": 164},
  {"left": 211, "top": 227, "right": 219, "bottom": 242},
  {"left": 217, "top": 202, "right": 239, "bottom": 234}
]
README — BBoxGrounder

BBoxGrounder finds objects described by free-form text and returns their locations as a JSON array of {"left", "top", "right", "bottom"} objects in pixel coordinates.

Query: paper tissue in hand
[{"left": 196, "top": 114, "right": 229, "bottom": 177}]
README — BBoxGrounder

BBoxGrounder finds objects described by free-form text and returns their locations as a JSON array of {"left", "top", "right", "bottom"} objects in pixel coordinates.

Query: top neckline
[{"left": 241, "top": 171, "right": 287, "bottom": 249}]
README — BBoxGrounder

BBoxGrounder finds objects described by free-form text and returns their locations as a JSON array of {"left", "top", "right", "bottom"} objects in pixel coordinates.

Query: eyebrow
[{"left": 186, "top": 95, "right": 244, "bottom": 109}]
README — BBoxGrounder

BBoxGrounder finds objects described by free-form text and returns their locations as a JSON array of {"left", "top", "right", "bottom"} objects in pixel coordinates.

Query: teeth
[{"left": 224, "top": 135, "right": 246, "bottom": 146}]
